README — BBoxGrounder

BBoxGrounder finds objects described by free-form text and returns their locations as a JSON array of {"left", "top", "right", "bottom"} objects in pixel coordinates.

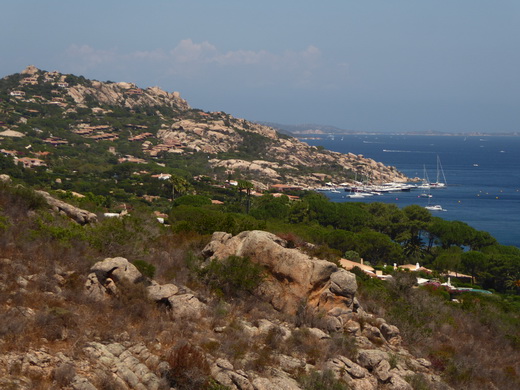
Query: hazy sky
[{"left": 2, "top": 1, "right": 519, "bottom": 132}]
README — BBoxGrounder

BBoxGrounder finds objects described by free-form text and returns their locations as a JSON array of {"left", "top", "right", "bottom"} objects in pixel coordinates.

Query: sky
[{"left": 1, "top": 0, "right": 519, "bottom": 133}]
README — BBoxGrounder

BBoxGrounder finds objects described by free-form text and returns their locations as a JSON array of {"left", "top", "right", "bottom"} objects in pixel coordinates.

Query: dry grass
[
  {"left": 2, "top": 183, "right": 518, "bottom": 390},
  {"left": 356, "top": 273, "right": 520, "bottom": 390},
  {"left": 164, "top": 341, "right": 211, "bottom": 390}
]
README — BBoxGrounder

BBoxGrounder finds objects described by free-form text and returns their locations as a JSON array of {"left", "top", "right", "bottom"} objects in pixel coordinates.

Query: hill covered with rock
[{"left": 0, "top": 65, "right": 406, "bottom": 193}]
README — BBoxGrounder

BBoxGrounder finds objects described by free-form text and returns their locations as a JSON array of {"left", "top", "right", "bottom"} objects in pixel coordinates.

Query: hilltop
[{"left": 0, "top": 65, "right": 407, "bottom": 197}]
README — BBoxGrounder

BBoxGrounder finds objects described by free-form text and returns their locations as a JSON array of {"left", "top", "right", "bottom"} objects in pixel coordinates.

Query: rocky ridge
[
  {"left": 157, "top": 118, "right": 406, "bottom": 186},
  {"left": 67, "top": 83, "right": 190, "bottom": 113}
]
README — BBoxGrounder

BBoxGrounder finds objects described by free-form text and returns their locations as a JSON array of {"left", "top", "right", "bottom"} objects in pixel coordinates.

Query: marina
[{"left": 304, "top": 135, "right": 520, "bottom": 247}]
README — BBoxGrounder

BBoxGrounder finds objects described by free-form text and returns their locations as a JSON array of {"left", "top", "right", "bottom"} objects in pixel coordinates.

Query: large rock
[
  {"left": 90, "top": 257, "right": 143, "bottom": 285},
  {"left": 167, "top": 293, "right": 206, "bottom": 318},
  {"left": 357, "top": 349, "right": 389, "bottom": 370},
  {"left": 202, "top": 231, "right": 358, "bottom": 315},
  {"left": 36, "top": 190, "right": 97, "bottom": 224},
  {"left": 380, "top": 322, "right": 401, "bottom": 345},
  {"left": 85, "top": 257, "right": 143, "bottom": 300},
  {"left": 251, "top": 369, "right": 302, "bottom": 390},
  {"left": 329, "top": 269, "right": 357, "bottom": 297},
  {"left": 325, "top": 356, "right": 368, "bottom": 379},
  {"left": 146, "top": 282, "right": 179, "bottom": 301},
  {"left": 388, "top": 374, "right": 413, "bottom": 390},
  {"left": 210, "top": 358, "right": 254, "bottom": 390}
]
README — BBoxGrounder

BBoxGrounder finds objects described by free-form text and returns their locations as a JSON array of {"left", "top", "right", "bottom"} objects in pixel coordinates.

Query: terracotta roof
[{"left": 340, "top": 258, "right": 375, "bottom": 273}]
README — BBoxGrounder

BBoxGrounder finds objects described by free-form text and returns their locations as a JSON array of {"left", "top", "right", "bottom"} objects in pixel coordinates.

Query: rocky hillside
[
  {"left": 0, "top": 66, "right": 407, "bottom": 188},
  {"left": 0, "top": 227, "right": 451, "bottom": 390},
  {"left": 1, "top": 169, "right": 518, "bottom": 389}
]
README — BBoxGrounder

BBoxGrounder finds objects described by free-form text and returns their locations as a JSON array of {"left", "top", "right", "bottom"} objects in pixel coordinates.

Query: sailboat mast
[{"left": 437, "top": 155, "right": 447, "bottom": 186}]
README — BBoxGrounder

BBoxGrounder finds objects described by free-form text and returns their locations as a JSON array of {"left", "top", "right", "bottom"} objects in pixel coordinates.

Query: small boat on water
[{"left": 425, "top": 204, "right": 446, "bottom": 212}]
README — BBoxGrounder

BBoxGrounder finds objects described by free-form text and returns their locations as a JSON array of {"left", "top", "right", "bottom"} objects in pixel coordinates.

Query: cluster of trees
[{"left": 170, "top": 191, "right": 519, "bottom": 294}]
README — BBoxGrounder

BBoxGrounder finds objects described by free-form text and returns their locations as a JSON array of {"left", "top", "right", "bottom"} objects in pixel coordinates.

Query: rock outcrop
[
  {"left": 156, "top": 117, "right": 408, "bottom": 187},
  {"left": 84, "top": 257, "right": 207, "bottom": 318},
  {"left": 202, "top": 230, "right": 357, "bottom": 316},
  {"left": 36, "top": 190, "right": 98, "bottom": 225},
  {"left": 67, "top": 82, "right": 190, "bottom": 112}
]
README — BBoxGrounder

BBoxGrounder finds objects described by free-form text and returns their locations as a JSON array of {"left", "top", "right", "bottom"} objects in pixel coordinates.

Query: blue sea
[{"left": 303, "top": 135, "right": 520, "bottom": 248}]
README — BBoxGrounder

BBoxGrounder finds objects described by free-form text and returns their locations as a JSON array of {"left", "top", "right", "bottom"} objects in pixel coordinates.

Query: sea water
[{"left": 302, "top": 135, "right": 520, "bottom": 248}]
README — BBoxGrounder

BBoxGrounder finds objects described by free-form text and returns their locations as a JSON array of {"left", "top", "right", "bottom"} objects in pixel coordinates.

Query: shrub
[
  {"left": 170, "top": 205, "right": 266, "bottom": 236},
  {"left": 285, "top": 328, "right": 322, "bottom": 364},
  {"left": 298, "top": 369, "right": 349, "bottom": 390},
  {"left": 52, "top": 363, "right": 76, "bottom": 387},
  {"left": 133, "top": 259, "right": 156, "bottom": 279},
  {"left": 276, "top": 231, "right": 305, "bottom": 248},
  {"left": 405, "top": 373, "right": 430, "bottom": 390},
  {"left": 326, "top": 332, "right": 358, "bottom": 361},
  {"left": 219, "top": 320, "right": 251, "bottom": 362},
  {"left": 303, "top": 244, "right": 342, "bottom": 265},
  {"left": 200, "top": 255, "right": 265, "bottom": 297},
  {"left": 0, "top": 182, "right": 47, "bottom": 210},
  {"left": 34, "top": 307, "right": 77, "bottom": 341},
  {"left": 0, "top": 212, "right": 9, "bottom": 231},
  {"left": 86, "top": 213, "right": 160, "bottom": 257},
  {"left": 344, "top": 250, "right": 360, "bottom": 262},
  {"left": 294, "top": 300, "right": 327, "bottom": 329},
  {"left": 388, "top": 271, "right": 417, "bottom": 295},
  {"left": 31, "top": 215, "right": 87, "bottom": 246},
  {"left": 165, "top": 341, "right": 211, "bottom": 390},
  {"left": 172, "top": 195, "right": 212, "bottom": 207}
]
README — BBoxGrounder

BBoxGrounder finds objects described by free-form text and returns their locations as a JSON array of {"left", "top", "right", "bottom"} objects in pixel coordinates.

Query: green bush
[
  {"left": 172, "top": 195, "right": 212, "bottom": 207},
  {"left": 170, "top": 205, "right": 265, "bottom": 236},
  {"left": 200, "top": 255, "right": 265, "bottom": 297},
  {"left": 133, "top": 260, "right": 156, "bottom": 279},
  {"left": 298, "top": 369, "right": 349, "bottom": 390},
  {"left": 86, "top": 213, "right": 160, "bottom": 257},
  {"left": 31, "top": 214, "right": 88, "bottom": 246},
  {"left": 0, "top": 181, "right": 47, "bottom": 210},
  {"left": 0, "top": 212, "right": 9, "bottom": 231},
  {"left": 344, "top": 250, "right": 360, "bottom": 262}
]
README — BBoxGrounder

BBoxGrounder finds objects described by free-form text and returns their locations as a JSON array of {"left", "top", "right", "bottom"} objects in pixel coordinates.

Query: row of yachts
[{"left": 315, "top": 181, "right": 446, "bottom": 199}]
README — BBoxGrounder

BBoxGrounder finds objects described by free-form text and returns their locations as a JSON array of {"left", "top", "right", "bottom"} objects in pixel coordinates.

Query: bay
[{"left": 303, "top": 135, "right": 520, "bottom": 248}]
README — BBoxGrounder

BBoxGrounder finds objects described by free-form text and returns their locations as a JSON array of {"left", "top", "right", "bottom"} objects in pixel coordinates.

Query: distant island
[{"left": 258, "top": 121, "right": 520, "bottom": 137}]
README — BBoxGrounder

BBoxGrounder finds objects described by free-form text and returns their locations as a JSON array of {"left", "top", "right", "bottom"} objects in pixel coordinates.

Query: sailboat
[
  {"left": 417, "top": 165, "right": 431, "bottom": 190},
  {"left": 430, "top": 155, "right": 447, "bottom": 188}
]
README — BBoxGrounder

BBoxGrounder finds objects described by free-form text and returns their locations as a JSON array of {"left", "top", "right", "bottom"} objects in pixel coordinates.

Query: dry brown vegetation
[
  {"left": 1, "top": 182, "right": 519, "bottom": 389},
  {"left": 0, "top": 183, "right": 357, "bottom": 389},
  {"left": 354, "top": 269, "right": 520, "bottom": 390}
]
